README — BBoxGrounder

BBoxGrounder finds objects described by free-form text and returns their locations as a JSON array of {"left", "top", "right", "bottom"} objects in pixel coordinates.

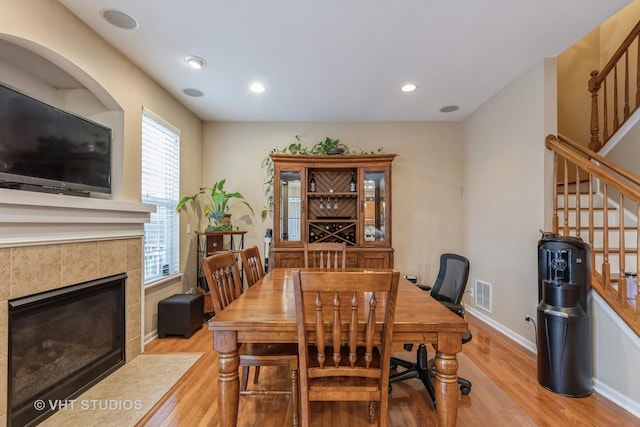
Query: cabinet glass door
[
  {"left": 279, "top": 171, "right": 302, "bottom": 242},
  {"left": 363, "top": 171, "right": 387, "bottom": 243}
]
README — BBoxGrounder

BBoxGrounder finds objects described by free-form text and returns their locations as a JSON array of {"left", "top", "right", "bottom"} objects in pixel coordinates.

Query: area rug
[{"left": 40, "top": 353, "right": 203, "bottom": 427}]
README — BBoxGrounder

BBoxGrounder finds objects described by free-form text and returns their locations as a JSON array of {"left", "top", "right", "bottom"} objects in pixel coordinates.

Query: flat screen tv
[{"left": 0, "top": 82, "right": 111, "bottom": 196}]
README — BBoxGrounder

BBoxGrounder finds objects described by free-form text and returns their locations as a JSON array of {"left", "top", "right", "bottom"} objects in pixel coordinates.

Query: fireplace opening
[{"left": 8, "top": 273, "right": 126, "bottom": 427}]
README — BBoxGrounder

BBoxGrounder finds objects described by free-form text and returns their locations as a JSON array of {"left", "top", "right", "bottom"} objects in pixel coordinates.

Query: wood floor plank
[{"left": 139, "top": 314, "right": 640, "bottom": 426}]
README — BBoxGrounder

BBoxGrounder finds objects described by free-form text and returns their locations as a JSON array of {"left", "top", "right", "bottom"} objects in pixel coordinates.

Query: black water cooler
[{"left": 537, "top": 234, "right": 592, "bottom": 397}]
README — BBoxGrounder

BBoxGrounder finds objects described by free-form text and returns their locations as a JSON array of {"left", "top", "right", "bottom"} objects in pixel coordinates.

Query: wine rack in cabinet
[
  {"left": 270, "top": 153, "right": 396, "bottom": 269},
  {"left": 308, "top": 168, "right": 357, "bottom": 244}
]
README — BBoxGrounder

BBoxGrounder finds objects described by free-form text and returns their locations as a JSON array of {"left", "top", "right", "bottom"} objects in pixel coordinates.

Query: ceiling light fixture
[
  {"left": 401, "top": 83, "right": 417, "bottom": 93},
  {"left": 184, "top": 56, "right": 207, "bottom": 69},
  {"left": 439, "top": 105, "right": 459, "bottom": 113},
  {"left": 183, "top": 88, "right": 204, "bottom": 97},
  {"left": 101, "top": 9, "right": 139, "bottom": 30},
  {"left": 250, "top": 82, "right": 266, "bottom": 93}
]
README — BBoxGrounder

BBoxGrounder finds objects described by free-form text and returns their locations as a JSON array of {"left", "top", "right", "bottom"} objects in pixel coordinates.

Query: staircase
[
  {"left": 546, "top": 134, "right": 640, "bottom": 338},
  {"left": 546, "top": 19, "right": 640, "bottom": 339}
]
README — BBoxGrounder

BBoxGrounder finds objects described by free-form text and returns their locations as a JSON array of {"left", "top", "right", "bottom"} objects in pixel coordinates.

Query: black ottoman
[{"left": 158, "top": 293, "right": 204, "bottom": 338}]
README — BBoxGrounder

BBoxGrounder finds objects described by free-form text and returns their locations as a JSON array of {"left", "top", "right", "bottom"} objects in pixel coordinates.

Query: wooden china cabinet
[{"left": 269, "top": 153, "right": 396, "bottom": 269}]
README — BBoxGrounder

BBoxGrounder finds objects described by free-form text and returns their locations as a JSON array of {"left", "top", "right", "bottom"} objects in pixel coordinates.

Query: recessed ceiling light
[
  {"left": 184, "top": 56, "right": 206, "bottom": 69},
  {"left": 183, "top": 88, "right": 204, "bottom": 97},
  {"left": 439, "top": 105, "right": 459, "bottom": 113},
  {"left": 250, "top": 82, "right": 266, "bottom": 93},
  {"left": 401, "top": 84, "right": 417, "bottom": 93},
  {"left": 101, "top": 9, "right": 139, "bottom": 30}
]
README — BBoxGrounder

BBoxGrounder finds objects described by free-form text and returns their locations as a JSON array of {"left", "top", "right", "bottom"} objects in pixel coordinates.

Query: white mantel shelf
[{"left": 0, "top": 188, "right": 155, "bottom": 247}]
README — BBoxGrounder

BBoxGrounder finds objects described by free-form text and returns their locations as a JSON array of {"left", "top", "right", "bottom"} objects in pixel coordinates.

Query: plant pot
[{"left": 207, "top": 213, "right": 232, "bottom": 231}]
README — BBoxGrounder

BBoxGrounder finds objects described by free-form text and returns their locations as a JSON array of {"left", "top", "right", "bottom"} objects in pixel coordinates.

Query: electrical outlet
[
  {"left": 525, "top": 314, "right": 535, "bottom": 324},
  {"left": 186, "top": 224, "right": 192, "bottom": 234}
]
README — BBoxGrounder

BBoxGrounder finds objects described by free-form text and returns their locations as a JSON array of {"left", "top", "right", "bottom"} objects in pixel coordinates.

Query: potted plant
[
  {"left": 311, "top": 137, "right": 348, "bottom": 155},
  {"left": 176, "top": 179, "right": 254, "bottom": 231}
]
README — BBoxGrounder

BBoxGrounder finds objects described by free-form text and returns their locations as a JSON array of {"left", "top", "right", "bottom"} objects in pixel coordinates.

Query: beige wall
[
  {"left": 1, "top": 0, "right": 204, "bottom": 340},
  {"left": 202, "top": 122, "right": 463, "bottom": 279},
  {"left": 462, "top": 60, "right": 550, "bottom": 342},
  {"left": 557, "top": 0, "right": 640, "bottom": 150},
  {"left": 603, "top": 2, "right": 640, "bottom": 176},
  {"left": 557, "top": 29, "right": 599, "bottom": 146},
  {"left": 600, "top": 0, "right": 640, "bottom": 64}
]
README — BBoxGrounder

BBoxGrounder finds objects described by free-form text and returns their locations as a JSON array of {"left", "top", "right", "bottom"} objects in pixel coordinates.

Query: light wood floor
[{"left": 139, "top": 313, "right": 640, "bottom": 426}]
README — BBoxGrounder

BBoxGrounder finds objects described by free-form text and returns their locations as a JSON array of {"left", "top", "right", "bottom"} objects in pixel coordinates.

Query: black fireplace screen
[{"left": 8, "top": 273, "right": 126, "bottom": 427}]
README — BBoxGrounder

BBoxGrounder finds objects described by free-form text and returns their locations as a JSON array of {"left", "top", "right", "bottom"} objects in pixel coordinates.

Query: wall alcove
[{"left": 0, "top": 36, "right": 125, "bottom": 200}]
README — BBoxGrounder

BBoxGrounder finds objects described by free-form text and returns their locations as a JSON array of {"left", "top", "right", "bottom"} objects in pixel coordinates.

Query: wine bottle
[
  {"left": 309, "top": 174, "right": 316, "bottom": 192},
  {"left": 349, "top": 172, "right": 356, "bottom": 192}
]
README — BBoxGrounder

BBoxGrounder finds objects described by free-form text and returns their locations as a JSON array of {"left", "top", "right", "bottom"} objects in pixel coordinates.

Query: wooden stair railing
[
  {"left": 589, "top": 20, "right": 640, "bottom": 152},
  {"left": 546, "top": 134, "right": 640, "bottom": 339}
]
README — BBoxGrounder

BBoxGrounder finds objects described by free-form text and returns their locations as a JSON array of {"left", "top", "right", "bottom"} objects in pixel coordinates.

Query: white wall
[
  {"left": 203, "top": 121, "right": 463, "bottom": 279},
  {"left": 593, "top": 294, "right": 640, "bottom": 417}
]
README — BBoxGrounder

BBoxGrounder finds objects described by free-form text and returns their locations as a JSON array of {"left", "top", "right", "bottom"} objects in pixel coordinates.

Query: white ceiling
[{"left": 57, "top": 0, "right": 631, "bottom": 122}]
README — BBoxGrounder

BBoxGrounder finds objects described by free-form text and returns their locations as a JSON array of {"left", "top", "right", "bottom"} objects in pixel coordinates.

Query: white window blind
[{"left": 141, "top": 110, "right": 180, "bottom": 284}]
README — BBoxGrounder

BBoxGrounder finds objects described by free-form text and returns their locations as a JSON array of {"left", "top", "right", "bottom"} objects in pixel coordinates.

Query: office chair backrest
[{"left": 430, "top": 253, "right": 470, "bottom": 305}]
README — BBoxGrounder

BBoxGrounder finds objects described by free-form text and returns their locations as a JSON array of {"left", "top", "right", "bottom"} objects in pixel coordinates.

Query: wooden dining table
[{"left": 208, "top": 268, "right": 468, "bottom": 427}]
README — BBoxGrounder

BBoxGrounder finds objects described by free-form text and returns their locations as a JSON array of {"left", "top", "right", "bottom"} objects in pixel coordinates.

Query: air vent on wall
[{"left": 476, "top": 279, "right": 492, "bottom": 312}]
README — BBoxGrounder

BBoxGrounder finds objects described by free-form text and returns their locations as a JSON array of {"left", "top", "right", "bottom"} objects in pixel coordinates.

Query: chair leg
[
  {"left": 253, "top": 366, "right": 261, "bottom": 384},
  {"left": 368, "top": 401, "right": 376, "bottom": 424},
  {"left": 290, "top": 368, "right": 299, "bottom": 427},
  {"left": 241, "top": 366, "right": 249, "bottom": 391}
]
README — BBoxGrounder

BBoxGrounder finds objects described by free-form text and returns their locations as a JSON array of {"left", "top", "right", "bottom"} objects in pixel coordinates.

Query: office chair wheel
[{"left": 460, "top": 385, "right": 471, "bottom": 395}]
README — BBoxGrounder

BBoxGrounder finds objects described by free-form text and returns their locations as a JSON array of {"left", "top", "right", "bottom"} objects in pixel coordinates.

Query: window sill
[{"left": 144, "top": 273, "right": 183, "bottom": 290}]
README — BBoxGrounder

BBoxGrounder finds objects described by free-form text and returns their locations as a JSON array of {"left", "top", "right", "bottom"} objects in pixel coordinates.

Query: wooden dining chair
[
  {"left": 292, "top": 269, "right": 400, "bottom": 427},
  {"left": 240, "top": 245, "right": 264, "bottom": 287},
  {"left": 303, "top": 242, "right": 347, "bottom": 268},
  {"left": 202, "top": 252, "right": 300, "bottom": 426}
]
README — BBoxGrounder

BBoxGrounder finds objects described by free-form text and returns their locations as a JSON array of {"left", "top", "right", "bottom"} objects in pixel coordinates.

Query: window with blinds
[{"left": 141, "top": 110, "right": 180, "bottom": 284}]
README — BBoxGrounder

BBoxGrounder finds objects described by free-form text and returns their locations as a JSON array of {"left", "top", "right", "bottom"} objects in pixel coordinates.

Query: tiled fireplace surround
[{"left": 0, "top": 189, "right": 153, "bottom": 425}]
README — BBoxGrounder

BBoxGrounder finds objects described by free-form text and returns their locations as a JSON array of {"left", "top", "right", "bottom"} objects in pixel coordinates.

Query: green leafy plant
[
  {"left": 311, "top": 137, "right": 346, "bottom": 154},
  {"left": 176, "top": 179, "right": 254, "bottom": 231}
]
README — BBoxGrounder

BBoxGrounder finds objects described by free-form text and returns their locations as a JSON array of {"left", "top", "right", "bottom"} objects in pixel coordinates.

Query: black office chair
[{"left": 389, "top": 253, "right": 472, "bottom": 409}]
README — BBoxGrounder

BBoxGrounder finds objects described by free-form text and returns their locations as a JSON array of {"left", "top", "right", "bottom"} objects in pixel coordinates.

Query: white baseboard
[
  {"left": 467, "top": 304, "right": 640, "bottom": 420},
  {"left": 144, "top": 330, "right": 158, "bottom": 345},
  {"left": 466, "top": 306, "right": 537, "bottom": 354},
  {"left": 593, "top": 378, "right": 640, "bottom": 419}
]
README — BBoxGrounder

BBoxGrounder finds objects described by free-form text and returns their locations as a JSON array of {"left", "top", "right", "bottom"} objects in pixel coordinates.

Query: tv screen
[{"left": 0, "top": 82, "right": 111, "bottom": 195}]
